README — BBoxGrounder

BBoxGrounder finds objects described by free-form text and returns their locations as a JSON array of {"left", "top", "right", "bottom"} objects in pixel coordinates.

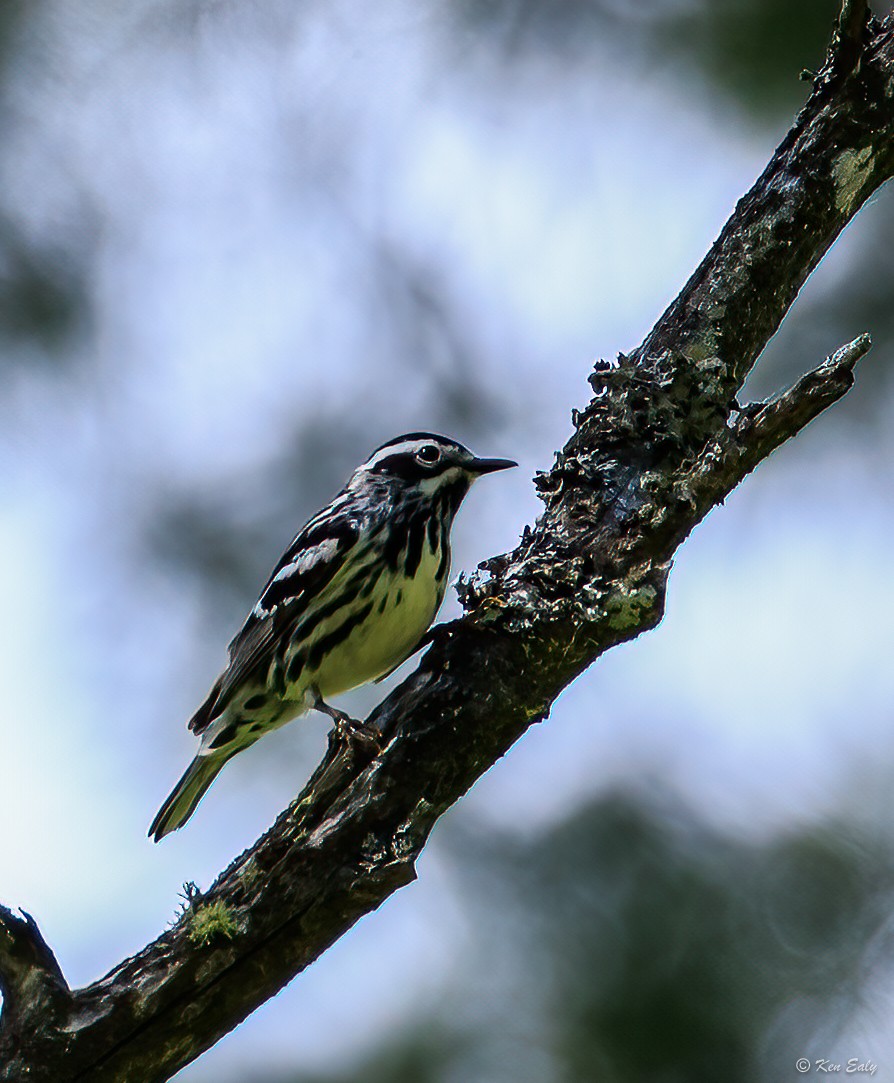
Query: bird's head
[{"left": 353, "top": 433, "right": 516, "bottom": 505}]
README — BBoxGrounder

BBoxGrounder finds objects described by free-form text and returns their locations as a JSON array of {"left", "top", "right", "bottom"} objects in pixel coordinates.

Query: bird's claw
[{"left": 311, "top": 689, "right": 383, "bottom": 754}]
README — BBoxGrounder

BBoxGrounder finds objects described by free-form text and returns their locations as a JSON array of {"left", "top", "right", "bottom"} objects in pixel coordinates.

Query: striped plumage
[{"left": 149, "top": 433, "right": 515, "bottom": 840}]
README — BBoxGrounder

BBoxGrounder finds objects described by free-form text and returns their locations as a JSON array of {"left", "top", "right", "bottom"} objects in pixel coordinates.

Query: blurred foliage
[
  {"left": 458, "top": 0, "right": 845, "bottom": 121},
  {"left": 366, "top": 238, "right": 509, "bottom": 438},
  {"left": 0, "top": 216, "right": 88, "bottom": 355},
  {"left": 0, "top": 0, "right": 90, "bottom": 364},
  {"left": 0, "top": 0, "right": 25, "bottom": 74},
  {"left": 658, "top": 0, "right": 841, "bottom": 119},
  {"left": 248, "top": 794, "right": 894, "bottom": 1083}
]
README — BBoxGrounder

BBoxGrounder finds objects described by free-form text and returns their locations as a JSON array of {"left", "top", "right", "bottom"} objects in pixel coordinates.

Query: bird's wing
[{"left": 188, "top": 509, "right": 361, "bottom": 734}]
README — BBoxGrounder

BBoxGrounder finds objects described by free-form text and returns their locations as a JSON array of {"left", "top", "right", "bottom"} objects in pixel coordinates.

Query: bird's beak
[{"left": 470, "top": 456, "right": 517, "bottom": 475}]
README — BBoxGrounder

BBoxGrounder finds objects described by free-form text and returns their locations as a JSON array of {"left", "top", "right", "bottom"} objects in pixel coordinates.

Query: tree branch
[
  {"left": 680, "top": 332, "right": 872, "bottom": 525},
  {"left": 4, "top": 3, "right": 894, "bottom": 1081},
  {"left": 0, "top": 906, "right": 71, "bottom": 1067},
  {"left": 727, "top": 332, "right": 870, "bottom": 473},
  {"left": 830, "top": 0, "right": 872, "bottom": 80}
]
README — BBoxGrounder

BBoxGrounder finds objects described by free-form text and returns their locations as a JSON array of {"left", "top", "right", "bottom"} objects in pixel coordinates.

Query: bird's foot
[{"left": 310, "top": 689, "right": 383, "bottom": 753}]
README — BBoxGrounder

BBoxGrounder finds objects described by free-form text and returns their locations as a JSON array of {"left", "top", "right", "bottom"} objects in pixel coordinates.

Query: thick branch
[{"left": 3, "top": 6, "right": 894, "bottom": 1082}]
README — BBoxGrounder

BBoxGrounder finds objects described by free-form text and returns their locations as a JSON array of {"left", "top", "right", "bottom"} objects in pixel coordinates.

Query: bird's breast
[{"left": 288, "top": 536, "right": 449, "bottom": 700}]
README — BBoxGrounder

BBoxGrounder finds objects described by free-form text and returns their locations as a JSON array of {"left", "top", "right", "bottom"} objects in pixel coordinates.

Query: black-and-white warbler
[{"left": 149, "top": 432, "right": 516, "bottom": 840}]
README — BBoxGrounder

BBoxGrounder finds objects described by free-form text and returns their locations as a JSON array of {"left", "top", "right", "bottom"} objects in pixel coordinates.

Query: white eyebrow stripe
[{"left": 360, "top": 439, "right": 431, "bottom": 470}]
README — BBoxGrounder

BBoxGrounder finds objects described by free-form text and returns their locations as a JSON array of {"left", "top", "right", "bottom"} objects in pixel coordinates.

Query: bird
[{"left": 149, "top": 432, "right": 516, "bottom": 840}]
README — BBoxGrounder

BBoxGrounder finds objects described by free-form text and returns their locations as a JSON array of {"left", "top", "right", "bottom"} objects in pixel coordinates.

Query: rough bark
[{"left": 2, "top": 3, "right": 893, "bottom": 1080}]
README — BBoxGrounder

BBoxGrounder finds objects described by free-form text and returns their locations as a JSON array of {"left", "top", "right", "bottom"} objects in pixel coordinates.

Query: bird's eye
[{"left": 416, "top": 444, "right": 440, "bottom": 464}]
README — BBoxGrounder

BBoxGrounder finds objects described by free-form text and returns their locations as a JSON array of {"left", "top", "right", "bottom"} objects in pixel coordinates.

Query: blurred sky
[{"left": 1, "top": 1, "right": 894, "bottom": 1080}]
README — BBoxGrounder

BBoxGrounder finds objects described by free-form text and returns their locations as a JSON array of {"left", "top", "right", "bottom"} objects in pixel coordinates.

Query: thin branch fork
[
  {"left": 2, "top": 2, "right": 893, "bottom": 1081},
  {"left": 729, "top": 333, "right": 871, "bottom": 468},
  {"left": 673, "top": 333, "right": 872, "bottom": 536}
]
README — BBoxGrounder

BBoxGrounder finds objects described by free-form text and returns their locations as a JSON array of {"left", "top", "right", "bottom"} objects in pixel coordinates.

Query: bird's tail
[{"left": 149, "top": 754, "right": 227, "bottom": 842}]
